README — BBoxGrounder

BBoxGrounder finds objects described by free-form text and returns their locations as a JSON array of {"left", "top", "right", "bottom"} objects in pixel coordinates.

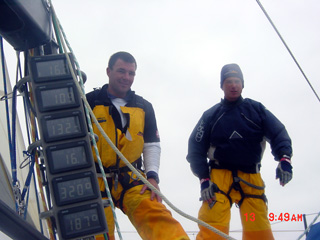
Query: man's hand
[
  {"left": 140, "top": 178, "right": 162, "bottom": 202},
  {"left": 276, "top": 158, "right": 293, "bottom": 186},
  {"left": 200, "top": 178, "right": 219, "bottom": 208}
]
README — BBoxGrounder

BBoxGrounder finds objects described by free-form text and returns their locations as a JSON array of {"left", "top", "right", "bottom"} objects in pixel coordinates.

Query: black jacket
[{"left": 187, "top": 97, "right": 292, "bottom": 179}]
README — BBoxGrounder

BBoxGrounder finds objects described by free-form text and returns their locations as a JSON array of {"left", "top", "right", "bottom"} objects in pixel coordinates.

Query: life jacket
[{"left": 91, "top": 104, "right": 145, "bottom": 169}]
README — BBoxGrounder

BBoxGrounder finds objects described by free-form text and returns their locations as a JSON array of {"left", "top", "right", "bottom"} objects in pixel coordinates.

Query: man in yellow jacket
[{"left": 86, "top": 51, "right": 189, "bottom": 240}]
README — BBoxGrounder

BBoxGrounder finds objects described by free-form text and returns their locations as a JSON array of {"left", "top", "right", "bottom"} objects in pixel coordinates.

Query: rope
[
  {"left": 49, "top": 2, "right": 121, "bottom": 239},
  {"left": 1, "top": 37, "right": 17, "bottom": 189},
  {"left": 26, "top": 48, "right": 56, "bottom": 240},
  {"left": 1, "top": 38, "right": 24, "bottom": 214},
  {"left": 53, "top": 16, "right": 235, "bottom": 240},
  {"left": 11, "top": 85, "right": 18, "bottom": 184},
  {"left": 20, "top": 152, "right": 35, "bottom": 201},
  {"left": 21, "top": 69, "right": 45, "bottom": 233},
  {"left": 49, "top": 2, "right": 236, "bottom": 239},
  {"left": 256, "top": 0, "right": 320, "bottom": 103},
  {"left": 297, "top": 212, "right": 320, "bottom": 240},
  {"left": 0, "top": 37, "right": 13, "bottom": 164},
  {"left": 80, "top": 84, "right": 235, "bottom": 240}
]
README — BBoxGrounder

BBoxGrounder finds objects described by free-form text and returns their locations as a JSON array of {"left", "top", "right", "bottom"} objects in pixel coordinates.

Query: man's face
[
  {"left": 222, "top": 77, "right": 243, "bottom": 101},
  {"left": 107, "top": 58, "right": 136, "bottom": 98}
]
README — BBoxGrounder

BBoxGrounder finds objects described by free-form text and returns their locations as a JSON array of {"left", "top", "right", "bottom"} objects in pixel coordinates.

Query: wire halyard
[{"left": 256, "top": 0, "right": 320, "bottom": 103}]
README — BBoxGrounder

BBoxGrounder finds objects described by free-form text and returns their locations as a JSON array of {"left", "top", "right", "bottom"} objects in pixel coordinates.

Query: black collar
[
  {"left": 99, "top": 84, "right": 135, "bottom": 103},
  {"left": 221, "top": 96, "right": 244, "bottom": 107}
]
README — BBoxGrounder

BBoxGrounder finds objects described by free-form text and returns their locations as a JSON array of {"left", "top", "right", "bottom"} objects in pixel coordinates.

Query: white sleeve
[{"left": 143, "top": 142, "right": 161, "bottom": 174}]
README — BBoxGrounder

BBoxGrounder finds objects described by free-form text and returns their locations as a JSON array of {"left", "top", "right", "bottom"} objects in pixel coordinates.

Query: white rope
[
  {"left": 49, "top": 2, "right": 236, "bottom": 239},
  {"left": 79, "top": 87, "right": 235, "bottom": 240},
  {"left": 49, "top": 2, "right": 123, "bottom": 239}
]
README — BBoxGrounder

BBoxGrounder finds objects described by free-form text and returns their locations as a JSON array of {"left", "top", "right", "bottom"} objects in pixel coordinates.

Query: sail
[{"left": 0, "top": 46, "right": 42, "bottom": 233}]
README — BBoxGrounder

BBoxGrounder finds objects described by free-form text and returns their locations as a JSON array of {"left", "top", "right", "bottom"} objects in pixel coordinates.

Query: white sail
[{"left": 0, "top": 47, "right": 43, "bottom": 234}]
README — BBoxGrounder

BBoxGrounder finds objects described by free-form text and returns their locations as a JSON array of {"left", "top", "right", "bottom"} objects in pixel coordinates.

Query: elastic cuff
[
  {"left": 280, "top": 157, "right": 292, "bottom": 164},
  {"left": 200, "top": 178, "right": 210, "bottom": 184},
  {"left": 146, "top": 171, "right": 159, "bottom": 184}
]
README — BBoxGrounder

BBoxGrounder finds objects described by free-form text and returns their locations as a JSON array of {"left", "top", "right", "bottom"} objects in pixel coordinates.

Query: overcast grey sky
[{"left": 3, "top": 0, "right": 320, "bottom": 239}]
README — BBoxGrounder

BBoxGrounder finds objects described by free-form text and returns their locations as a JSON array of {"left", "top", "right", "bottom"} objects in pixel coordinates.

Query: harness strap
[
  {"left": 219, "top": 190, "right": 233, "bottom": 207},
  {"left": 97, "top": 158, "right": 144, "bottom": 211},
  {"left": 221, "top": 170, "right": 268, "bottom": 208},
  {"left": 235, "top": 176, "right": 265, "bottom": 190},
  {"left": 117, "top": 171, "right": 144, "bottom": 212}
]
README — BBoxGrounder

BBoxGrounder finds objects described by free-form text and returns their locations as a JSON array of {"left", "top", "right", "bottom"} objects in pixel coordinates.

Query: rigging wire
[
  {"left": 256, "top": 2, "right": 320, "bottom": 238},
  {"left": 18, "top": 49, "right": 46, "bottom": 234},
  {"left": 49, "top": 2, "right": 114, "bottom": 239},
  {"left": 256, "top": 0, "right": 320, "bottom": 103},
  {"left": 1, "top": 42, "right": 46, "bottom": 233},
  {"left": 49, "top": 3, "right": 235, "bottom": 239},
  {"left": 25, "top": 48, "right": 56, "bottom": 239},
  {"left": 297, "top": 212, "right": 320, "bottom": 240},
  {"left": 0, "top": 37, "right": 14, "bottom": 182},
  {"left": 0, "top": 36, "right": 22, "bottom": 214}
]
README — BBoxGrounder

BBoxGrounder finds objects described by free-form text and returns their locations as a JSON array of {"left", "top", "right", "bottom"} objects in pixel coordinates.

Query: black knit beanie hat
[{"left": 220, "top": 63, "right": 244, "bottom": 88}]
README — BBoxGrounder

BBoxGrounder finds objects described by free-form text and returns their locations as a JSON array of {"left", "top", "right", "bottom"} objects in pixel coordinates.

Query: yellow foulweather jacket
[{"left": 86, "top": 84, "right": 189, "bottom": 240}]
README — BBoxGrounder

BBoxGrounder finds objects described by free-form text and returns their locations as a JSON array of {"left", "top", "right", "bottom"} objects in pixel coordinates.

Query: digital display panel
[
  {"left": 36, "top": 82, "right": 79, "bottom": 112},
  {"left": 29, "top": 54, "right": 75, "bottom": 83},
  {"left": 46, "top": 141, "right": 92, "bottom": 174},
  {"left": 45, "top": 116, "right": 81, "bottom": 139},
  {"left": 58, "top": 203, "right": 106, "bottom": 239},
  {"left": 41, "top": 111, "right": 86, "bottom": 142},
  {"left": 36, "top": 59, "right": 68, "bottom": 78},
  {"left": 52, "top": 171, "right": 98, "bottom": 206}
]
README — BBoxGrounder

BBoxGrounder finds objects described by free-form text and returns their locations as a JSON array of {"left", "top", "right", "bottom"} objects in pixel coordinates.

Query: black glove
[
  {"left": 276, "top": 158, "right": 293, "bottom": 186},
  {"left": 200, "top": 179, "right": 219, "bottom": 202}
]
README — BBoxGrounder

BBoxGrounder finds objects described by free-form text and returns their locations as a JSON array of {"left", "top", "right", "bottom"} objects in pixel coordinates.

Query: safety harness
[
  {"left": 219, "top": 170, "right": 268, "bottom": 208},
  {"left": 96, "top": 158, "right": 145, "bottom": 212}
]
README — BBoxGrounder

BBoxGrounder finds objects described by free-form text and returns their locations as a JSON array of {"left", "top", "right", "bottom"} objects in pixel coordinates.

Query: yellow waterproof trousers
[
  {"left": 95, "top": 172, "right": 189, "bottom": 240},
  {"left": 197, "top": 169, "right": 274, "bottom": 240}
]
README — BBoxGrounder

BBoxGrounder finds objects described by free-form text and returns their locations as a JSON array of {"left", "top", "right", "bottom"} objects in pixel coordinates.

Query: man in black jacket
[{"left": 187, "top": 63, "right": 293, "bottom": 240}]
